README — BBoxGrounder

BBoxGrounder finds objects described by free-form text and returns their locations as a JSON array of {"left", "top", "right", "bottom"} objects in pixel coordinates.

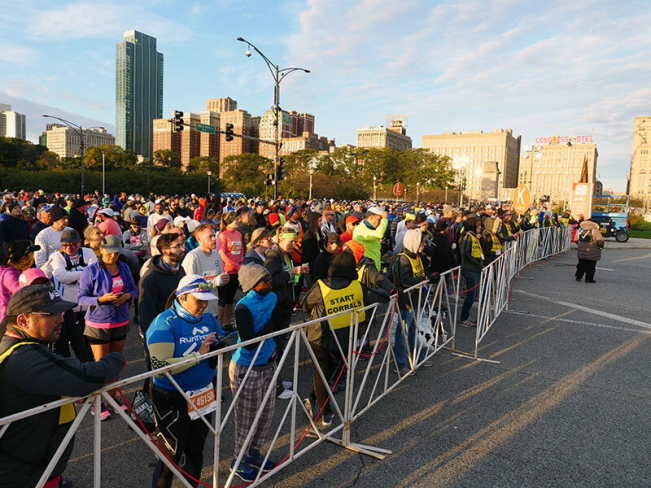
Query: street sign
[
  {"left": 513, "top": 184, "right": 531, "bottom": 214},
  {"left": 392, "top": 182, "right": 405, "bottom": 198},
  {"left": 196, "top": 123, "right": 217, "bottom": 134}
]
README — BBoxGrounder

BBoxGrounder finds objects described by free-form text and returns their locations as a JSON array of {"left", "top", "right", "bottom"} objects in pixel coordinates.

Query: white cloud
[
  {"left": 0, "top": 43, "right": 37, "bottom": 64},
  {"left": 29, "top": 2, "right": 192, "bottom": 42}
]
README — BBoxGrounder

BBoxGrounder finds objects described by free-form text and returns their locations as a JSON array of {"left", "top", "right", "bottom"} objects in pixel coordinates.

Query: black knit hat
[{"left": 327, "top": 252, "right": 357, "bottom": 280}]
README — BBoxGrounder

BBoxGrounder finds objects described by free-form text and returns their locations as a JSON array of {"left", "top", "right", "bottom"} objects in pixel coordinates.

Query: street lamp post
[
  {"left": 207, "top": 170, "right": 212, "bottom": 195},
  {"left": 102, "top": 152, "right": 106, "bottom": 196},
  {"left": 43, "top": 114, "right": 85, "bottom": 196},
  {"left": 373, "top": 175, "right": 377, "bottom": 201},
  {"left": 236, "top": 37, "right": 310, "bottom": 200},
  {"left": 495, "top": 162, "right": 501, "bottom": 202}
]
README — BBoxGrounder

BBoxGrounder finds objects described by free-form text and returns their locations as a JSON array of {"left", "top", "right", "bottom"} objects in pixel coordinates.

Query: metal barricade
[{"left": 470, "top": 225, "right": 570, "bottom": 357}]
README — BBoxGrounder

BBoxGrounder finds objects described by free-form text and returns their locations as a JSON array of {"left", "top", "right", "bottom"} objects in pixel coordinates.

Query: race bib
[
  {"left": 230, "top": 241, "right": 242, "bottom": 255},
  {"left": 187, "top": 385, "right": 217, "bottom": 420}
]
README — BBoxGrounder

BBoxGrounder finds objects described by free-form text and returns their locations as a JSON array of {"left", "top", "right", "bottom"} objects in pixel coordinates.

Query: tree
[
  {"left": 188, "top": 156, "right": 219, "bottom": 174},
  {"left": 400, "top": 149, "right": 454, "bottom": 201},
  {"left": 153, "top": 149, "right": 181, "bottom": 168},
  {"left": 84, "top": 145, "right": 138, "bottom": 170},
  {"left": 222, "top": 153, "right": 272, "bottom": 196},
  {"left": 33, "top": 151, "right": 60, "bottom": 170}
]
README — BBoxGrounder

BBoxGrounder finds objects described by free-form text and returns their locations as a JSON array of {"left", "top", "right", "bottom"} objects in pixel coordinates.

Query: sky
[{"left": 2, "top": 0, "right": 650, "bottom": 191}]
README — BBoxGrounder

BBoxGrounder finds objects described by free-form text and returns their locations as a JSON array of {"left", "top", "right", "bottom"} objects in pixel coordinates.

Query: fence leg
[
  {"left": 329, "top": 311, "right": 391, "bottom": 460},
  {"left": 212, "top": 353, "right": 223, "bottom": 488},
  {"left": 93, "top": 394, "right": 102, "bottom": 488}
]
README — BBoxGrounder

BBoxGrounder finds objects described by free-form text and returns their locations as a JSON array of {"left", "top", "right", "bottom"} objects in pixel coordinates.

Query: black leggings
[
  {"left": 576, "top": 259, "right": 596, "bottom": 281},
  {"left": 151, "top": 386, "right": 210, "bottom": 488}
]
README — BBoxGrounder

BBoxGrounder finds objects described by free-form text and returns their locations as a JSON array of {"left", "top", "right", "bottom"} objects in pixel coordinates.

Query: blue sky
[{"left": 2, "top": 0, "right": 650, "bottom": 191}]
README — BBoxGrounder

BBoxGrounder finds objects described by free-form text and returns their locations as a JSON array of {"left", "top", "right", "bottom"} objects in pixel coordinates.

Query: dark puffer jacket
[{"left": 577, "top": 232, "right": 604, "bottom": 261}]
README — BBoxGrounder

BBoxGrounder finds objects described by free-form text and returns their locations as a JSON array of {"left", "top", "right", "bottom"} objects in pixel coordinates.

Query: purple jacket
[{"left": 78, "top": 261, "right": 138, "bottom": 325}]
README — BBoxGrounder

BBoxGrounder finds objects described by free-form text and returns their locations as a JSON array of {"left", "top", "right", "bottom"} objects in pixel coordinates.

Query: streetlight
[
  {"left": 207, "top": 170, "right": 212, "bottom": 195},
  {"left": 308, "top": 157, "right": 318, "bottom": 200},
  {"left": 43, "top": 114, "right": 85, "bottom": 196},
  {"left": 453, "top": 156, "right": 469, "bottom": 206},
  {"left": 495, "top": 162, "right": 501, "bottom": 202},
  {"left": 372, "top": 175, "right": 377, "bottom": 201},
  {"left": 236, "top": 36, "right": 310, "bottom": 200}
]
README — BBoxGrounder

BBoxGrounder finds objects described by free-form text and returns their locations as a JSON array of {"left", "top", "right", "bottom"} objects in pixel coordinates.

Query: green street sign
[{"left": 196, "top": 123, "right": 217, "bottom": 134}]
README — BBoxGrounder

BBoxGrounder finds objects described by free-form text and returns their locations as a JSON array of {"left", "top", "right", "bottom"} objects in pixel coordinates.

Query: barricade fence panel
[
  {"left": 472, "top": 225, "right": 570, "bottom": 357},
  {"left": 0, "top": 226, "right": 570, "bottom": 486}
]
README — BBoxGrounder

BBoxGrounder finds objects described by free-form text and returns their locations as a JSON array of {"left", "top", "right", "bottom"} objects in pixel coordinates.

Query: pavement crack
[{"left": 343, "top": 454, "right": 365, "bottom": 488}]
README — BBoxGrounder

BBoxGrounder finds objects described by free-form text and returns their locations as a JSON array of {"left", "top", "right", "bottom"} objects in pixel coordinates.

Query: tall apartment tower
[
  {"left": 629, "top": 116, "right": 651, "bottom": 204},
  {"left": 116, "top": 30, "right": 163, "bottom": 159}
]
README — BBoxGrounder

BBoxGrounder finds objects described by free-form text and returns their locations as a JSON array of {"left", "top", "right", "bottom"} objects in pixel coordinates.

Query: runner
[{"left": 146, "top": 275, "right": 224, "bottom": 488}]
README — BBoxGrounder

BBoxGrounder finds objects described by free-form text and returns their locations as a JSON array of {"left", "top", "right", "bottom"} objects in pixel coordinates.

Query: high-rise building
[
  {"left": 219, "top": 109, "right": 257, "bottom": 175},
  {"left": 629, "top": 116, "right": 651, "bottom": 204},
  {"left": 0, "top": 105, "right": 27, "bottom": 140},
  {"left": 519, "top": 139, "right": 598, "bottom": 204},
  {"left": 206, "top": 97, "right": 237, "bottom": 113},
  {"left": 421, "top": 129, "right": 521, "bottom": 200},
  {"left": 42, "top": 126, "right": 115, "bottom": 158},
  {"left": 116, "top": 30, "right": 163, "bottom": 160},
  {"left": 357, "top": 120, "right": 412, "bottom": 151}
]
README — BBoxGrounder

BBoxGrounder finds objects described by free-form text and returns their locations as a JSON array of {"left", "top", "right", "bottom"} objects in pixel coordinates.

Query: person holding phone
[
  {"left": 78, "top": 235, "right": 137, "bottom": 420},
  {"left": 146, "top": 274, "right": 225, "bottom": 488}
]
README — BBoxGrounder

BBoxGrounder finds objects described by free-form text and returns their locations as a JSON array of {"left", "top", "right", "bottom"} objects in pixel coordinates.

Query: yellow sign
[
  {"left": 317, "top": 280, "right": 365, "bottom": 329},
  {"left": 513, "top": 185, "right": 531, "bottom": 214}
]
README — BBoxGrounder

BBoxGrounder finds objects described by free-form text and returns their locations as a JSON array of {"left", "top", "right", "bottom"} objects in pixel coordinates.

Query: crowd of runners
[{"left": 0, "top": 189, "right": 579, "bottom": 487}]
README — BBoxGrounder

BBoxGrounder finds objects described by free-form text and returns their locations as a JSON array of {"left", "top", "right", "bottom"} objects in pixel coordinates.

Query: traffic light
[
  {"left": 225, "top": 123, "right": 234, "bottom": 141},
  {"left": 173, "top": 111, "right": 184, "bottom": 132},
  {"left": 265, "top": 174, "right": 273, "bottom": 186},
  {"left": 276, "top": 158, "right": 285, "bottom": 181}
]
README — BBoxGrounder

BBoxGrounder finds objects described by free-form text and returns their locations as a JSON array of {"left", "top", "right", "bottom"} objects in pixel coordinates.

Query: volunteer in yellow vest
[
  {"left": 391, "top": 229, "right": 431, "bottom": 374},
  {"left": 459, "top": 217, "right": 484, "bottom": 327},
  {"left": 303, "top": 252, "right": 389, "bottom": 428},
  {"left": 0, "top": 285, "right": 124, "bottom": 488}
]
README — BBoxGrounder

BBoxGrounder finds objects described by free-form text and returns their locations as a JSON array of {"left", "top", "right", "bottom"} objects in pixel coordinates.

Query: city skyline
[{"left": 2, "top": 0, "right": 650, "bottom": 191}]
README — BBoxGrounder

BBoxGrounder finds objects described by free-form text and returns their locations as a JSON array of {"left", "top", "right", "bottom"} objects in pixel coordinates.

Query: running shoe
[
  {"left": 246, "top": 449, "right": 277, "bottom": 472},
  {"left": 231, "top": 460, "right": 259, "bottom": 482}
]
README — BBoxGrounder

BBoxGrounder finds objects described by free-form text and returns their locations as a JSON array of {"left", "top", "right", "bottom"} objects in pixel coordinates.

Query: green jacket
[{"left": 352, "top": 218, "right": 388, "bottom": 269}]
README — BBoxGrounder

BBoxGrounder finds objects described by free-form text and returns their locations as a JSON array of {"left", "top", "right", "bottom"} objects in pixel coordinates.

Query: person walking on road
[{"left": 575, "top": 220, "right": 604, "bottom": 283}]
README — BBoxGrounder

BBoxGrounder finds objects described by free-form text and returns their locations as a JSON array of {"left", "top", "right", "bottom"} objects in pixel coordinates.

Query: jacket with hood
[
  {"left": 303, "top": 252, "right": 389, "bottom": 346},
  {"left": 391, "top": 229, "right": 427, "bottom": 308},
  {"left": 357, "top": 256, "right": 394, "bottom": 294},
  {"left": 138, "top": 256, "right": 185, "bottom": 332}
]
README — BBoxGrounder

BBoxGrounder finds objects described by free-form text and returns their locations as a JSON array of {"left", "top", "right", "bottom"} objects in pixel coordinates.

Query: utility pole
[{"left": 101, "top": 152, "right": 105, "bottom": 196}]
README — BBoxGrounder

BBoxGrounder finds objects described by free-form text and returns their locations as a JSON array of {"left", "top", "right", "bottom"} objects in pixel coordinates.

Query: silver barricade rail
[
  {"left": 0, "top": 228, "right": 569, "bottom": 487},
  {"left": 471, "top": 225, "right": 571, "bottom": 358}
]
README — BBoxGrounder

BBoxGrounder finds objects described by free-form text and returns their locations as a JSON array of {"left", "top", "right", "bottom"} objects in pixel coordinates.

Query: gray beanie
[
  {"left": 238, "top": 263, "right": 270, "bottom": 293},
  {"left": 60, "top": 228, "right": 81, "bottom": 243}
]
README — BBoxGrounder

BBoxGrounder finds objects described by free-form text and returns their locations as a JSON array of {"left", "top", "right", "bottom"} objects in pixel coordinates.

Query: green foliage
[
  {"left": 222, "top": 153, "right": 273, "bottom": 196},
  {"left": 629, "top": 214, "right": 651, "bottom": 230},
  {"left": 0, "top": 167, "right": 222, "bottom": 195},
  {"left": 187, "top": 156, "right": 219, "bottom": 174},
  {"left": 153, "top": 149, "right": 181, "bottom": 168},
  {"left": 0, "top": 137, "right": 48, "bottom": 167},
  {"left": 83, "top": 145, "right": 138, "bottom": 169}
]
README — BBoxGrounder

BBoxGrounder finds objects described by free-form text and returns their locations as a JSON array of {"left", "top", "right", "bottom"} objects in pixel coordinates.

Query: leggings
[{"left": 151, "top": 386, "right": 210, "bottom": 488}]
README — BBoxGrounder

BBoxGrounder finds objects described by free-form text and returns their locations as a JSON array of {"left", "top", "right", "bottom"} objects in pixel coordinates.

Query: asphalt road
[{"left": 63, "top": 247, "right": 651, "bottom": 488}]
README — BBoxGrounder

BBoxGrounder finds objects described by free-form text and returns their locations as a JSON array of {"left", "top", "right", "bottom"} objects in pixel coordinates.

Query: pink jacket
[
  {"left": 218, "top": 229, "right": 244, "bottom": 274},
  {"left": 0, "top": 266, "right": 21, "bottom": 321}
]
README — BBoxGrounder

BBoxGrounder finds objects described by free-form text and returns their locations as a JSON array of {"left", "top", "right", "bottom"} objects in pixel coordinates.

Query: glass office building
[{"left": 116, "top": 30, "right": 163, "bottom": 159}]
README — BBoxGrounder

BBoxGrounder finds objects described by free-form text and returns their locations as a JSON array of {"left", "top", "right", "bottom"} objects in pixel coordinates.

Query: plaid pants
[{"left": 228, "top": 361, "right": 276, "bottom": 458}]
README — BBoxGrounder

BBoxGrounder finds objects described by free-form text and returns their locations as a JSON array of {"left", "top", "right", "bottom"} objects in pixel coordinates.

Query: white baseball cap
[
  {"left": 173, "top": 216, "right": 190, "bottom": 227},
  {"left": 175, "top": 274, "right": 218, "bottom": 301},
  {"left": 97, "top": 208, "right": 115, "bottom": 217},
  {"left": 367, "top": 206, "right": 384, "bottom": 216}
]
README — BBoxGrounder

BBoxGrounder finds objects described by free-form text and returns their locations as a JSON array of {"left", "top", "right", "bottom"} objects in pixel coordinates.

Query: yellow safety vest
[
  {"left": 317, "top": 280, "right": 366, "bottom": 329},
  {"left": 490, "top": 232, "right": 503, "bottom": 252},
  {"left": 357, "top": 264, "right": 366, "bottom": 282},
  {"left": 400, "top": 253, "right": 425, "bottom": 278},
  {"left": 464, "top": 233, "right": 484, "bottom": 260},
  {"left": 0, "top": 341, "right": 76, "bottom": 425},
  {"left": 559, "top": 217, "right": 570, "bottom": 226}
]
